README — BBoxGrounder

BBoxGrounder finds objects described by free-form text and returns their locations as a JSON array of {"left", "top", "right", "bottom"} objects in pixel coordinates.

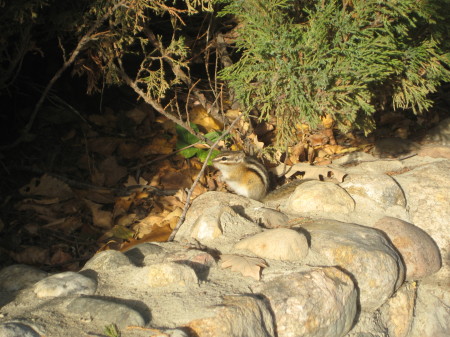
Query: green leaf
[
  {"left": 197, "top": 149, "right": 221, "bottom": 164},
  {"left": 204, "top": 130, "right": 222, "bottom": 142},
  {"left": 176, "top": 124, "right": 200, "bottom": 145},
  {"left": 179, "top": 146, "right": 200, "bottom": 159}
]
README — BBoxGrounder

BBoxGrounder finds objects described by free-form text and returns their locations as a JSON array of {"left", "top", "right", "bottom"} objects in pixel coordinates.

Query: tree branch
[{"left": 117, "top": 64, "right": 213, "bottom": 146}]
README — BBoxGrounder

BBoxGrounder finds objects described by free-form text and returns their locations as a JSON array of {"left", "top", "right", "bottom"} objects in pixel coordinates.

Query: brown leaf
[
  {"left": 139, "top": 137, "right": 175, "bottom": 155},
  {"left": 99, "top": 156, "right": 127, "bottom": 187},
  {"left": 247, "top": 133, "right": 264, "bottom": 150},
  {"left": 20, "top": 175, "right": 73, "bottom": 200},
  {"left": 9, "top": 246, "right": 49, "bottom": 265},
  {"left": 88, "top": 137, "right": 120, "bottom": 156},
  {"left": 42, "top": 216, "right": 83, "bottom": 235},
  {"left": 84, "top": 199, "right": 113, "bottom": 229},
  {"left": 122, "top": 223, "right": 172, "bottom": 247},
  {"left": 190, "top": 104, "right": 223, "bottom": 131},
  {"left": 50, "top": 248, "right": 73, "bottom": 266},
  {"left": 220, "top": 254, "right": 267, "bottom": 280},
  {"left": 309, "top": 133, "right": 329, "bottom": 147},
  {"left": 118, "top": 142, "right": 142, "bottom": 159}
]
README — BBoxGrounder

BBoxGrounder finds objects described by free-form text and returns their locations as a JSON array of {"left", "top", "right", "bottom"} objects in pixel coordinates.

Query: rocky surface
[{"left": 1, "top": 137, "right": 450, "bottom": 336}]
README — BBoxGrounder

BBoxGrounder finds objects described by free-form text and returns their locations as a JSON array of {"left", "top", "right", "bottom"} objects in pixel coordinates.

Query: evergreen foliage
[
  {"left": 0, "top": 0, "right": 213, "bottom": 97},
  {"left": 219, "top": 0, "right": 450, "bottom": 146}
]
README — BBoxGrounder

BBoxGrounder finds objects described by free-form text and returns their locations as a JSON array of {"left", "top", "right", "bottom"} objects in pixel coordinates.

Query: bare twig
[
  {"left": 0, "top": 1, "right": 128, "bottom": 151},
  {"left": 168, "top": 114, "right": 242, "bottom": 241},
  {"left": 117, "top": 63, "right": 213, "bottom": 146}
]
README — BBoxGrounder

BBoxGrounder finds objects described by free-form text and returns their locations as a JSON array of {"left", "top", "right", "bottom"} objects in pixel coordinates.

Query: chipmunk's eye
[{"left": 221, "top": 156, "right": 227, "bottom": 161}]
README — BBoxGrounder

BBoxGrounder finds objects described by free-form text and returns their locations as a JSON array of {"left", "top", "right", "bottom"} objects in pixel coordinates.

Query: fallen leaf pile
[{"left": 1, "top": 103, "right": 216, "bottom": 270}]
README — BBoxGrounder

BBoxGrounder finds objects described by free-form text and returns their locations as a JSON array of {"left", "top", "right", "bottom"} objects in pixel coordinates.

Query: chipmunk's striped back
[{"left": 212, "top": 151, "right": 269, "bottom": 201}]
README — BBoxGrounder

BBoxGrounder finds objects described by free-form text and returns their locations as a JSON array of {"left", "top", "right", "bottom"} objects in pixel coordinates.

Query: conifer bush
[{"left": 219, "top": 0, "right": 450, "bottom": 146}]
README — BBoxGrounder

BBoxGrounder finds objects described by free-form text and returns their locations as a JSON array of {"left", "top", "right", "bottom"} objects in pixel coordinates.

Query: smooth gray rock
[
  {"left": 186, "top": 295, "right": 276, "bottom": 337},
  {"left": 256, "top": 267, "right": 357, "bottom": 337},
  {"left": 0, "top": 265, "right": 47, "bottom": 291},
  {"left": 340, "top": 173, "right": 406, "bottom": 209},
  {"left": 67, "top": 297, "right": 146, "bottom": 328},
  {"left": 301, "top": 220, "right": 405, "bottom": 311},
  {"left": 82, "top": 250, "right": 132, "bottom": 271},
  {"left": 284, "top": 181, "right": 355, "bottom": 214},
  {"left": 394, "top": 160, "right": 450, "bottom": 283},
  {"left": 373, "top": 217, "right": 441, "bottom": 281},
  {"left": 0, "top": 322, "right": 42, "bottom": 337},
  {"left": 33, "top": 271, "right": 97, "bottom": 298}
]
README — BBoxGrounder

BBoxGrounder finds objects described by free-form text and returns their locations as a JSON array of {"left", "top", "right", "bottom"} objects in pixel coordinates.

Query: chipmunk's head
[{"left": 212, "top": 151, "right": 246, "bottom": 167}]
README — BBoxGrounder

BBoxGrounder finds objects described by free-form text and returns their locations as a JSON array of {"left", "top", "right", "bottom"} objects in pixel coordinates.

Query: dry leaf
[
  {"left": 42, "top": 216, "right": 83, "bottom": 235},
  {"left": 90, "top": 168, "right": 105, "bottom": 186},
  {"left": 247, "top": 133, "right": 264, "bottom": 150},
  {"left": 118, "top": 142, "right": 142, "bottom": 159},
  {"left": 225, "top": 109, "right": 241, "bottom": 120},
  {"left": 126, "top": 105, "right": 149, "bottom": 124},
  {"left": 309, "top": 133, "right": 329, "bottom": 147},
  {"left": 88, "top": 137, "right": 120, "bottom": 156},
  {"left": 139, "top": 137, "right": 175, "bottom": 155},
  {"left": 128, "top": 223, "right": 172, "bottom": 242},
  {"left": 20, "top": 175, "right": 73, "bottom": 200},
  {"left": 84, "top": 199, "right": 113, "bottom": 229},
  {"left": 99, "top": 156, "right": 128, "bottom": 187},
  {"left": 190, "top": 104, "right": 223, "bottom": 131},
  {"left": 271, "top": 163, "right": 347, "bottom": 182},
  {"left": 220, "top": 254, "right": 267, "bottom": 280},
  {"left": 321, "top": 114, "right": 334, "bottom": 129},
  {"left": 9, "top": 246, "right": 49, "bottom": 265},
  {"left": 50, "top": 248, "right": 73, "bottom": 266}
]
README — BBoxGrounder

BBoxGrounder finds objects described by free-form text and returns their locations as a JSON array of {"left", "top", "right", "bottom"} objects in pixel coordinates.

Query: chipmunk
[
  {"left": 213, "top": 151, "right": 312, "bottom": 203},
  {"left": 212, "top": 151, "right": 269, "bottom": 201}
]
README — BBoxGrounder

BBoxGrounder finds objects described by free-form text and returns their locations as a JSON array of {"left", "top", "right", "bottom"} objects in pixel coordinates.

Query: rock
[
  {"left": 409, "top": 278, "right": 450, "bottom": 337},
  {"left": 301, "top": 220, "right": 405, "bottom": 311},
  {"left": 340, "top": 173, "right": 406, "bottom": 209},
  {"left": 348, "top": 159, "right": 405, "bottom": 174},
  {"left": 0, "top": 264, "right": 47, "bottom": 291},
  {"left": 163, "top": 250, "right": 216, "bottom": 280},
  {"left": 378, "top": 282, "right": 417, "bottom": 337},
  {"left": 373, "top": 217, "right": 441, "bottom": 280},
  {"left": 123, "top": 243, "right": 165, "bottom": 266},
  {"left": 252, "top": 207, "right": 290, "bottom": 228},
  {"left": 33, "top": 271, "right": 97, "bottom": 298},
  {"left": 332, "top": 152, "right": 378, "bottom": 166},
  {"left": 394, "top": 160, "right": 450, "bottom": 282},
  {"left": 234, "top": 228, "right": 308, "bottom": 261},
  {"left": 284, "top": 181, "right": 355, "bottom": 214},
  {"left": 187, "top": 295, "right": 275, "bottom": 337},
  {"left": 82, "top": 250, "right": 132, "bottom": 271},
  {"left": 173, "top": 192, "right": 264, "bottom": 242},
  {"left": 0, "top": 322, "right": 42, "bottom": 337},
  {"left": 418, "top": 145, "right": 450, "bottom": 159},
  {"left": 144, "top": 262, "right": 198, "bottom": 288},
  {"left": 424, "top": 117, "right": 450, "bottom": 145},
  {"left": 256, "top": 267, "right": 357, "bottom": 337},
  {"left": 67, "top": 297, "right": 146, "bottom": 328},
  {"left": 190, "top": 206, "right": 225, "bottom": 241},
  {"left": 373, "top": 138, "right": 418, "bottom": 157}
]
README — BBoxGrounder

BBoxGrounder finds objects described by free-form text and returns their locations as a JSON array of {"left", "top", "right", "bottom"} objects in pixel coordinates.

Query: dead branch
[{"left": 117, "top": 62, "right": 213, "bottom": 146}]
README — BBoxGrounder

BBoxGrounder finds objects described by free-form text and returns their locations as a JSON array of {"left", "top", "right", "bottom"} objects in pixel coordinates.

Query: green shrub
[{"left": 219, "top": 0, "right": 450, "bottom": 146}]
